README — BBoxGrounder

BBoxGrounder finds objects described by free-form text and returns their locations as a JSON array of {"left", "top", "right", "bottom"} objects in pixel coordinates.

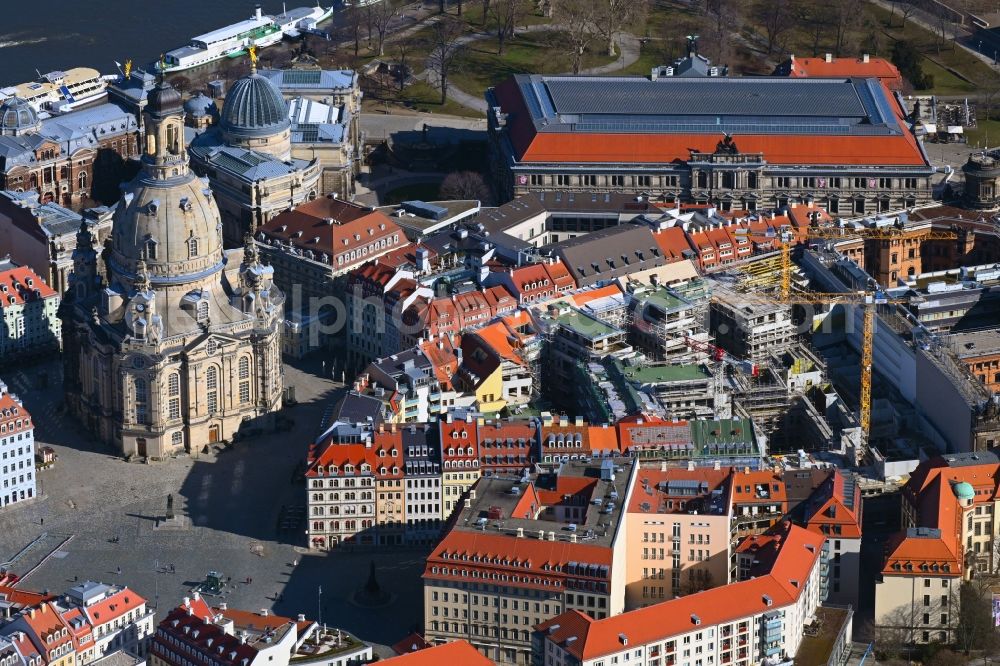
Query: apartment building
[
  {"left": 799, "top": 471, "right": 862, "bottom": 609},
  {"left": 422, "top": 459, "right": 637, "bottom": 665},
  {"left": 149, "top": 594, "right": 371, "bottom": 666},
  {"left": 440, "top": 416, "right": 482, "bottom": 520},
  {"left": 535, "top": 522, "right": 826, "bottom": 666},
  {"left": 0, "top": 264, "right": 61, "bottom": 362},
  {"left": 403, "top": 425, "right": 443, "bottom": 545},
  {"left": 0, "top": 583, "right": 151, "bottom": 666},
  {"left": 624, "top": 465, "right": 733, "bottom": 609},
  {"left": 0, "top": 381, "right": 35, "bottom": 509},
  {"left": 875, "top": 451, "right": 1000, "bottom": 644}
]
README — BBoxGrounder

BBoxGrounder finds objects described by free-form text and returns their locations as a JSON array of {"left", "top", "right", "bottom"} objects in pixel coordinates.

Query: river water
[{"left": 0, "top": 0, "right": 345, "bottom": 86}]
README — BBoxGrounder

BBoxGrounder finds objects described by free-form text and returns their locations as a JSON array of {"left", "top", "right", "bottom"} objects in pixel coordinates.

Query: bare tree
[
  {"left": 702, "top": 0, "right": 738, "bottom": 63},
  {"left": 593, "top": 0, "right": 648, "bottom": 57},
  {"left": 480, "top": 0, "right": 493, "bottom": 24},
  {"left": 554, "top": 0, "right": 598, "bottom": 74},
  {"left": 757, "top": 0, "right": 795, "bottom": 55},
  {"left": 440, "top": 171, "right": 491, "bottom": 201},
  {"left": 343, "top": 5, "right": 364, "bottom": 57},
  {"left": 492, "top": 0, "right": 529, "bottom": 55},
  {"left": 900, "top": 2, "right": 917, "bottom": 27},
  {"left": 395, "top": 39, "right": 415, "bottom": 93},
  {"left": 829, "top": 0, "right": 863, "bottom": 57},
  {"left": 369, "top": 1, "right": 400, "bottom": 57},
  {"left": 425, "top": 17, "right": 466, "bottom": 104},
  {"left": 955, "top": 580, "right": 999, "bottom": 656}
]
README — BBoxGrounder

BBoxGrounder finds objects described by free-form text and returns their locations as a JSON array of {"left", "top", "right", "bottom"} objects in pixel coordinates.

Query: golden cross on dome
[{"left": 249, "top": 45, "right": 259, "bottom": 69}]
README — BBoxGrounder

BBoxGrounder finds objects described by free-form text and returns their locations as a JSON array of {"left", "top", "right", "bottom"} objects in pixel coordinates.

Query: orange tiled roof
[
  {"left": 803, "top": 470, "right": 862, "bottom": 540},
  {"left": 516, "top": 131, "right": 925, "bottom": 166},
  {"left": 539, "top": 523, "right": 824, "bottom": 661},
  {"left": 424, "top": 531, "right": 613, "bottom": 590},
  {"left": 652, "top": 226, "right": 695, "bottom": 261},
  {"left": 84, "top": 587, "right": 145, "bottom": 627},
  {"left": 785, "top": 56, "right": 902, "bottom": 86},
  {"left": 382, "top": 640, "right": 493, "bottom": 665},
  {"left": 0, "top": 267, "right": 57, "bottom": 308},
  {"left": 260, "top": 200, "right": 404, "bottom": 260},
  {"left": 625, "top": 467, "right": 730, "bottom": 513}
]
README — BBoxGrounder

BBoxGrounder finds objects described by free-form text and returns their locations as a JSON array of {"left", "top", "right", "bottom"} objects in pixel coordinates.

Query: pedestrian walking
[
  {"left": 116, "top": 566, "right": 122, "bottom": 575},
  {"left": 40, "top": 518, "right": 43, "bottom": 526}
]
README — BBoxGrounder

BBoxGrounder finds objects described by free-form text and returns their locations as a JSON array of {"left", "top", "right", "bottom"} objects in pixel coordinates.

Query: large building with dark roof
[{"left": 486, "top": 74, "right": 934, "bottom": 213}]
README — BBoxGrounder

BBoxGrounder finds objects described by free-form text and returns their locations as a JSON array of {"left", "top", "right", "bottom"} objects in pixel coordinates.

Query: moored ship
[
  {"left": 0, "top": 67, "right": 108, "bottom": 114},
  {"left": 158, "top": 4, "right": 332, "bottom": 73}
]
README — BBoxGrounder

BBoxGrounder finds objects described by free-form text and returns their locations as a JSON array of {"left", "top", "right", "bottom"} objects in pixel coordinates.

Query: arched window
[
  {"left": 238, "top": 356, "right": 250, "bottom": 403},
  {"left": 134, "top": 377, "right": 148, "bottom": 425},
  {"left": 206, "top": 366, "right": 219, "bottom": 413},
  {"left": 196, "top": 300, "right": 209, "bottom": 323},
  {"left": 143, "top": 238, "right": 157, "bottom": 261},
  {"left": 171, "top": 431, "right": 183, "bottom": 447},
  {"left": 78, "top": 171, "right": 87, "bottom": 190},
  {"left": 167, "top": 372, "right": 181, "bottom": 419},
  {"left": 188, "top": 236, "right": 199, "bottom": 258}
]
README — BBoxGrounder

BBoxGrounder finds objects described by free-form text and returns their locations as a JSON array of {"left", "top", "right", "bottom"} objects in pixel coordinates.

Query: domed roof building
[
  {"left": 219, "top": 72, "right": 291, "bottom": 158},
  {"left": 190, "top": 64, "right": 321, "bottom": 247},
  {"left": 0, "top": 97, "right": 40, "bottom": 137},
  {"left": 60, "top": 78, "right": 284, "bottom": 460},
  {"left": 183, "top": 94, "right": 218, "bottom": 132}
]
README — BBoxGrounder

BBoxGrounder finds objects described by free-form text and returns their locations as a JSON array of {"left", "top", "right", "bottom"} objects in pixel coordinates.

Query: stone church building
[{"left": 60, "top": 78, "right": 284, "bottom": 460}]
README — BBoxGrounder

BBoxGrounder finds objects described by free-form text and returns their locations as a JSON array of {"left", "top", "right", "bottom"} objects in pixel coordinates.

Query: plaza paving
[{"left": 0, "top": 358, "right": 427, "bottom": 655}]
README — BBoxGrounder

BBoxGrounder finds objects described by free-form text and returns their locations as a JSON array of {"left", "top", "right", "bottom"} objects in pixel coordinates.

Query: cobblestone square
[{"left": 0, "top": 358, "right": 426, "bottom": 656}]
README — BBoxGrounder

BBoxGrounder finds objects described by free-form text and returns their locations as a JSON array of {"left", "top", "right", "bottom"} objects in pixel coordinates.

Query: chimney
[
  {"left": 470, "top": 490, "right": 476, "bottom": 499},
  {"left": 260, "top": 609, "right": 269, "bottom": 617},
  {"left": 863, "top": 53, "right": 870, "bottom": 63},
  {"left": 192, "top": 591, "right": 201, "bottom": 601},
  {"left": 574, "top": 416, "right": 583, "bottom": 427},
  {"left": 660, "top": 461, "right": 667, "bottom": 472},
  {"left": 824, "top": 53, "right": 832, "bottom": 63},
  {"left": 516, "top": 527, "right": 524, "bottom": 538},
  {"left": 465, "top": 498, "right": 471, "bottom": 508},
  {"left": 570, "top": 533, "right": 577, "bottom": 543},
  {"left": 548, "top": 531, "right": 556, "bottom": 541},
  {"left": 183, "top": 596, "right": 191, "bottom": 608},
  {"left": 219, "top": 602, "right": 228, "bottom": 611},
  {"left": 713, "top": 460, "right": 721, "bottom": 470},
  {"left": 687, "top": 460, "right": 695, "bottom": 471},
  {"left": 297, "top": 614, "right": 306, "bottom": 622}
]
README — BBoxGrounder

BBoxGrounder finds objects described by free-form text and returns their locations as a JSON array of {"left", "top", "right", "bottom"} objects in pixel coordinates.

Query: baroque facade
[{"left": 60, "top": 78, "right": 284, "bottom": 460}]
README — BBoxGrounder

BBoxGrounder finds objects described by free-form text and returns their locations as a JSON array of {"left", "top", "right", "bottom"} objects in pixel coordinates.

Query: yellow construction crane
[{"left": 731, "top": 225, "right": 959, "bottom": 454}]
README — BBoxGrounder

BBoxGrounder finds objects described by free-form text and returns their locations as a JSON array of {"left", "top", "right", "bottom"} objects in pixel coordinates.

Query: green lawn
[
  {"left": 363, "top": 80, "right": 484, "bottom": 119},
  {"left": 866, "top": 4, "right": 1000, "bottom": 89},
  {"left": 449, "top": 30, "right": 618, "bottom": 94},
  {"left": 921, "top": 58, "right": 977, "bottom": 96}
]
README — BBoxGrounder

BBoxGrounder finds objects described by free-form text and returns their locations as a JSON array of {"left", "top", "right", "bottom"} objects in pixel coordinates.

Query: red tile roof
[
  {"left": 0, "top": 267, "right": 57, "bottom": 308},
  {"left": 652, "top": 226, "right": 696, "bottom": 261},
  {"left": 538, "top": 523, "right": 823, "bottom": 661},
  {"left": 390, "top": 632, "right": 429, "bottom": 656},
  {"left": 803, "top": 470, "right": 862, "bottom": 540},
  {"left": 84, "top": 587, "right": 146, "bottom": 627},
  {"left": 784, "top": 56, "right": 903, "bottom": 89},
  {"left": 259, "top": 197, "right": 404, "bottom": 268},
  {"left": 424, "top": 531, "right": 613, "bottom": 591},
  {"left": 382, "top": 640, "right": 493, "bottom": 665}
]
